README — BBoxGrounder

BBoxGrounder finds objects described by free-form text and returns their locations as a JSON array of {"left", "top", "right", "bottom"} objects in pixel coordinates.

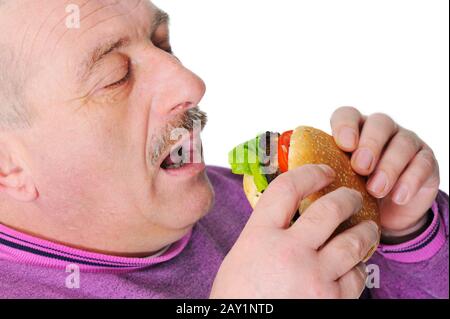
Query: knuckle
[
  {"left": 376, "top": 166, "right": 397, "bottom": 185},
  {"left": 369, "top": 112, "right": 395, "bottom": 127},
  {"left": 417, "top": 149, "right": 437, "bottom": 172},
  {"left": 297, "top": 164, "right": 330, "bottom": 182},
  {"left": 301, "top": 212, "right": 325, "bottom": 229},
  {"left": 342, "top": 234, "right": 366, "bottom": 262},
  {"left": 403, "top": 149, "right": 440, "bottom": 190},
  {"left": 275, "top": 241, "right": 299, "bottom": 263},
  {"left": 429, "top": 174, "right": 441, "bottom": 189},
  {"left": 269, "top": 175, "right": 297, "bottom": 195},
  {"left": 309, "top": 276, "right": 339, "bottom": 299},
  {"left": 316, "top": 198, "right": 345, "bottom": 221},
  {"left": 331, "top": 106, "right": 361, "bottom": 126},
  {"left": 423, "top": 144, "right": 436, "bottom": 157},
  {"left": 360, "top": 136, "right": 382, "bottom": 153},
  {"left": 334, "top": 106, "right": 360, "bottom": 116},
  {"left": 403, "top": 170, "right": 424, "bottom": 189},
  {"left": 395, "top": 131, "right": 421, "bottom": 153}
]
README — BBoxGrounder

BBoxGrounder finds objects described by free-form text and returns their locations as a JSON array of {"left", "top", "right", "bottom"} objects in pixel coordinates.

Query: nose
[{"left": 143, "top": 49, "right": 207, "bottom": 116}]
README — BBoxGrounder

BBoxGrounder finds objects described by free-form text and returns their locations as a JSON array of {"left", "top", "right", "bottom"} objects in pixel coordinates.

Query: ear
[{"left": 0, "top": 145, "right": 38, "bottom": 202}]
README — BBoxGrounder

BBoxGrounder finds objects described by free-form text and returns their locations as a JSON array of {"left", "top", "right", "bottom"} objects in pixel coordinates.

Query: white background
[{"left": 154, "top": 0, "right": 449, "bottom": 193}]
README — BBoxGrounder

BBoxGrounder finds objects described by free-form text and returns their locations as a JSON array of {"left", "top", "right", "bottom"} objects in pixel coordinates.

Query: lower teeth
[{"left": 165, "top": 162, "right": 186, "bottom": 169}]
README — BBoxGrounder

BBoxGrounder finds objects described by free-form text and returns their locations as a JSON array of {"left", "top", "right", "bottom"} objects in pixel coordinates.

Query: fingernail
[
  {"left": 367, "top": 221, "right": 380, "bottom": 237},
  {"left": 364, "top": 221, "right": 380, "bottom": 251},
  {"left": 368, "top": 171, "right": 388, "bottom": 196},
  {"left": 350, "top": 188, "right": 363, "bottom": 201},
  {"left": 355, "top": 148, "right": 374, "bottom": 171},
  {"left": 318, "top": 165, "right": 335, "bottom": 177},
  {"left": 393, "top": 185, "right": 409, "bottom": 205},
  {"left": 338, "top": 127, "right": 357, "bottom": 149}
]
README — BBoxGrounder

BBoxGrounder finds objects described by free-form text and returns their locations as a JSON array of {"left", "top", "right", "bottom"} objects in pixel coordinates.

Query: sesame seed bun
[{"left": 242, "top": 126, "right": 380, "bottom": 260}]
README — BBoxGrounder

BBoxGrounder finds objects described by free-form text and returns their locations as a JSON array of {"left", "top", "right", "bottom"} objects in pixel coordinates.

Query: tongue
[
  {"left": 162, "top": 146, "right": 186, "bottom": 168},
  {"left": 162, "top": 155, "right": 176, "bottom": 167}
]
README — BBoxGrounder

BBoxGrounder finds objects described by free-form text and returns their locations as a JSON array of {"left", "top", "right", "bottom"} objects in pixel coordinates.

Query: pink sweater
[{"left": 0, "top": 166, "right": 448, "bottom": 298}]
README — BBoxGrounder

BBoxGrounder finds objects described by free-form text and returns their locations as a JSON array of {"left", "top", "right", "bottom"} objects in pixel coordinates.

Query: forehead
[
  {"left": 4, "top": 0, "right": 156, "bottom": 34},
  {"left": 14, "top": 0, "right": 161, "bottom": 82},
  {"left": 57, "top": 0, "right": 156, "bottom": 51},
  {"left": 6, "top": 0, "right": 158, "bottom": 64}
]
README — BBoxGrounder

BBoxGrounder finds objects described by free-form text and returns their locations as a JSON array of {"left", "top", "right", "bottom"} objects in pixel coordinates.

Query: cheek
[
  {"left": 29, "top": 112, "right": 132, "bottom": 207},
  {"left": 34, "top": 135, "right": 119, "bottom": 205}
]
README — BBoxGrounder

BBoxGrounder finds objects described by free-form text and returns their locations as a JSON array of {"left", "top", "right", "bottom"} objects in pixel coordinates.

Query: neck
[{"left": 0, "top": 202, "right": 187, "bottom": 257}]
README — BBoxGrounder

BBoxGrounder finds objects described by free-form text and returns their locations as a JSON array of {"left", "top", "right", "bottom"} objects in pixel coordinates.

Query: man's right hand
[{"left": 210, "top": 165, "right": 380, "bottom": 299}]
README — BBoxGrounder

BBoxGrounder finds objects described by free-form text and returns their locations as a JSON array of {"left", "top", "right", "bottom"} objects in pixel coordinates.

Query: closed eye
[
  {"left": 104, "top": 58, "right": 132, "bottom": 89},
  {"left": 104, "top": 43, "right": 175, "bottom": 90},
  {"left": 105, "top": 66, "right": 131, "bottom": 89}
]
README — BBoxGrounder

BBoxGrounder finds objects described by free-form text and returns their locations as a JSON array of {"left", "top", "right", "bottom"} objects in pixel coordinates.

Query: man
[{"left": 0, "top": 0, "right": 447, "bottom": 299}]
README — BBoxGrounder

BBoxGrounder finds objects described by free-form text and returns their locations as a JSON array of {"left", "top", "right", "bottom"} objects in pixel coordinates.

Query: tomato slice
[{"left": 278, "top": 130, "right": 293, "bottom": 173}]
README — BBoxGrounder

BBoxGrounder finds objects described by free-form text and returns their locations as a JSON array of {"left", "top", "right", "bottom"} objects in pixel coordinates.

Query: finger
[
  {"left": 330, "top": 106, "right": 364, "bottom": 152},
  {"left": 390, "top": 147, "right": 440, "bottom": 206},
  {"left": 338, "top": 263, "right": 367, "bottom": 299},
  {"left": 250, "top": 164, "right": 336, "bottom": 229},
  {"left": 352, "top": 113, "right": 399, "bottom": 175},
  {"left": 367, "top": 129, "right": 423, "bottom": 198},
  {"left": 319, "top": 220, "right": 379, "bottom": 280},
  {"left": 289, "top": 187, "right": 364, "bottom": 249}
]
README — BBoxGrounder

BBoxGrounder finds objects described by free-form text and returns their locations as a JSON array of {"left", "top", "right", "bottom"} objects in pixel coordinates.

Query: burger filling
[
  {"left": 229, "top": 130, "right": 294, "bottom": 192},
  {"left": 229, "top": 130, "right": 301, "bottom": 222}
]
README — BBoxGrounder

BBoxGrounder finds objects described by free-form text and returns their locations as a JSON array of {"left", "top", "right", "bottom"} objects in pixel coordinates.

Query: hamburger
[{"left": 229, "top": 126, "right": 380, "bottom": 259}]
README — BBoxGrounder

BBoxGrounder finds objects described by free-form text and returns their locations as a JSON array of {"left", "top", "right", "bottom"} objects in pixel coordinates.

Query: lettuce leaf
[{"left": 228, "top": 135, "right": 268, "bottom": 192}]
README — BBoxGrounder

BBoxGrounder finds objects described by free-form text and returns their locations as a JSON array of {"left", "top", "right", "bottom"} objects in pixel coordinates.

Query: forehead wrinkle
[
  {"left": 39, "top": 0, "right": 92, "bottom": 62},
  {"left": 78, "top": 0, "right": 143, "bottom": 37},
  {"left": 78, "top": 0, "right": 124, "bottom": 30},
  {"left": 28, "top": 0, "right": 73, "bottom": 56},
  {"left": 50, "top": 0, "right": 125, "bottom": 57},
  {"left": 21, "top": 0, "right": 74, "bottom": 71},
  {"left": 75, "top": 4, "right": 169, "bottom": 86}
]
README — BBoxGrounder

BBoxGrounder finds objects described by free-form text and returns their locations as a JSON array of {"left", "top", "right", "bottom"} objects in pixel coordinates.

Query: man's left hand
[{"left": 330, "top": 107, "right": 440, "bottom": 239}]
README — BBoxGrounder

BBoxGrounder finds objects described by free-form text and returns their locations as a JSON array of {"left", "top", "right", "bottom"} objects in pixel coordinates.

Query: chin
[{"left": 157, "top": 170, "right": 215, "bottom": 231}]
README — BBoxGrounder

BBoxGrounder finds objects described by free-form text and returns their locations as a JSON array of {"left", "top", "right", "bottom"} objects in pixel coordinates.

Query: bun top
[{"left": 288, "top": 126, "right": 380, "bottom": 233}]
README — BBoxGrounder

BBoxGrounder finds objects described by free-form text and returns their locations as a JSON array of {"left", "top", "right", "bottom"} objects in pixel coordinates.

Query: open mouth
[
  {"left": 160, "top": 145, "right": 188, "bottom": 169},
  {"left": 159, "top": 132, "right": 204, "bottom": 171}
]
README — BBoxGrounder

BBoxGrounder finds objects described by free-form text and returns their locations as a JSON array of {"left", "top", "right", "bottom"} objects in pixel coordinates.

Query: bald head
[
  {"left": 0, "top": 0, "right": 31, "bottom": 130},
  {"left": 0, "top": 48, "right": 29, "bottom": 130}
]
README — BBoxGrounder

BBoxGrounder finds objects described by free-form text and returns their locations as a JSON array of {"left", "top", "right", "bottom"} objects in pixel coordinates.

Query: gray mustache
[
  {"left": 150, "top": 107, "right": 208, "bottom": 165},
  {"left": 178, "top": 107, "right": 208, "bottom": 132}
]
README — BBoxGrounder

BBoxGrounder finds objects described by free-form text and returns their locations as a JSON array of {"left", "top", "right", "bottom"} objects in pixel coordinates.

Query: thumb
[{"left": 249, "top": 164, "right": 336, "bottom": 229}]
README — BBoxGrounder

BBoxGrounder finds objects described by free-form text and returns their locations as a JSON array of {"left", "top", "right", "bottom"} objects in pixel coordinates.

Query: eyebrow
[{"left": 78, "top": 9, "right": 170, "bottom": 84}]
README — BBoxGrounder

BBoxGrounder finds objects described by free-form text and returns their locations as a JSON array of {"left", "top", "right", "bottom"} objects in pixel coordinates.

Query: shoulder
[{"left": 0, "top": 259, "right": 67, "bottom": 298}]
